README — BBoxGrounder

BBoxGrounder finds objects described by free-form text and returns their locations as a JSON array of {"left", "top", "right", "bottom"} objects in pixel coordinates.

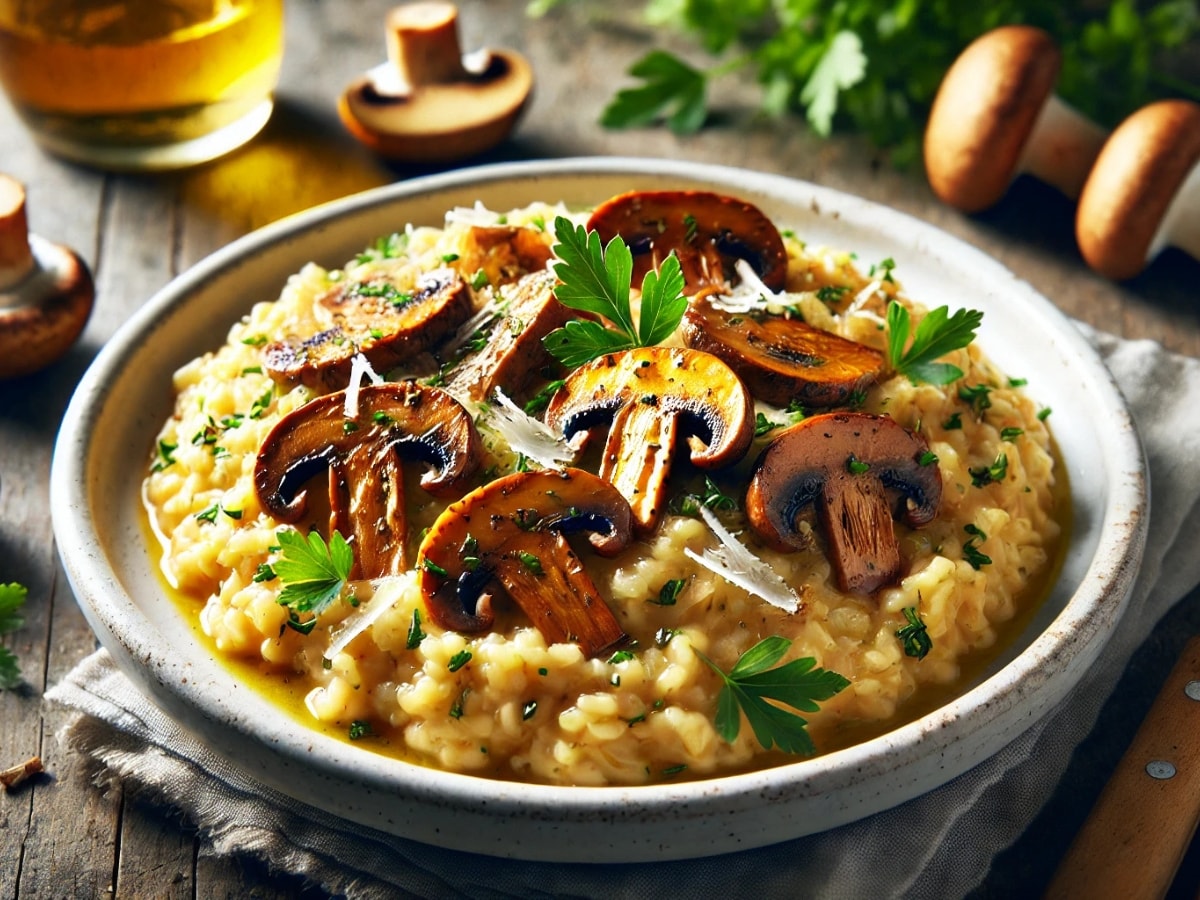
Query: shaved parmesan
[
  {"left": 482, "top": 388, "right": 575, "bottom": 470},
  {"left": 684, "top": 505, "right": 801, "bottom": 614},
  {"left": 445, "top": 201, "right": 504, "bottom": 227},
  {"left": 324, "top": 573, "right": 413, "bottom": 661},
  {"left": 344, "top": 353, "right": 384, "bottom": 420}
]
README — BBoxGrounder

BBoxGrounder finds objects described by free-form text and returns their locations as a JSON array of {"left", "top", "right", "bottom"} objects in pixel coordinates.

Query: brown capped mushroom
[
  {"left": 457, "top": 224, "right": 554, "bottom": 286},
  {"left": 587, "top": 190, "right": 788, "bottom": 294},
  {"left": 0, "top": 174, "right": 94, "bottom": 380},
  {"left": 1077, "top": 100, "right": 1200, "bottom": 280},
  {"left": 263, "top": 267, "right": 472, "bottom": 390},
  {"left": 416, "top": 467, "right": 632, "bottom": 657},
  {"left": 444, "top": 269, "right": 572, "bottom": 402},
  {"left": 255, "top": 382, "right": 481, "bottom": 578},
  {"left": 543, "top": 347, "right": 754, "bottom": 534},
  {"left": 681, "top": 296, "right": 884, "bottom": 408},
  {"left": 746, "top": 412, "right": 941, "bottom": 594},
  {"left": 924, "top": 26, "right": 1107, "bottom": 212},
  {"left": 337, "top": 2, "right": 534, "bottom": 163}
]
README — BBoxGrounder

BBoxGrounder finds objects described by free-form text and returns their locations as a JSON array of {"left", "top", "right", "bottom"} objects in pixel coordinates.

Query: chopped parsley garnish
[
  {"left": 695, "top": 637, "right": 849, "bottom": 755},
  {"left": 846, "top": 454, "right": 870, "bottom": 475},
  {"left": 406, "top": 609, "right": 427, "bottom": 650},
  {"left": 918, "top": 450, "right": 939, "bottom": 466},
  {"left": 248, "top": 387, "right": 274, "bottom": 419},
  {"left": 542, "top": 217, "right": 688, "bottom": 367},
  {"left": 754, "top": 412, "right": 781, "bottom": 437},
  {"left": 523, "top": 379, "right": 566, "bottom": 416},
  {"left": 356, "top": 231, "right": 409, "bottom": 263},
  {"left": 448, "top": 649, "right": 473, "bottom": 672},
  {"left": 421, "top": 558, "right": 448, "bottom": 577},
  {"left": 1000, "top": 426, "right": 1024, "bottom": 442},
  {"left": 273, "top": 529, "right": 354, "bottom": 620},
  {"left": 240, "top": 334, "right": 268, "bottom": 347},
  {"left": 942, "top": 412, "right": 962, "bottom": 430},
  {"left": 652, "top": 578, "right": 687, "bottom": 606},
  {"left": 470, "top": 269, "right": 489, "bottom": 289},
  {"left": 450, "top": 688, "right": 469, "bottom": 718},
  {"left": 195, "top": 503, "right": 220, "bottom": 523},
  {"left": 676, "top": 477, "right": 738, "bottom": 516},
  {"left": 253, "top": 563, "right": 276, "bottom": 583},
  {"left": 886, "top": 301, "right": 983, "bottom": 385},
  {"left": 962, "top": 524, "right": 993, "bottom": 570},
  {"left": 348, "top": 720, "right": 374, "bottom": 740},
  {"left": 896, "top": 607, "right": 932, "bottom": 660},
  {"left": 517, "top": 551, "right": 544, "bottom": 575},
  {"left": 958, "top": 383, "right": 993, "bottom": 415},
  {"left": 1038, "top": 407, "right": 1053, "bottom": 422},
  {"left": 970, "top": 453, "right": 1009, "bottom": 488},
  {"left": 151, "top": 439, "right": 177, "bottom": 472},
  {"left": 0, "top": 582, "right": 28, "bottom": 689},
  {"left": 816, "top": 284, "right": 850, "bottom": 304},
  {"left": 608, "top": 650, "right": 636, "bottom": 665}
]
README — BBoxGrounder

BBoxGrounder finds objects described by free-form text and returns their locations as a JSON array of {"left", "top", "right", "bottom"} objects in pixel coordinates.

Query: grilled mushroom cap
[
  {"left": 586, "top": 190, "right": 788, "bottom": 294},
  {"left": 417, "top": 467, "right": 632, "bottom": 657},
  {"left": 746, "top": 412, "right": 941, "bottom": 594},
  {"left": 925, "top": 26, "right": 1069, "bottom": 212},
  {"left": 444, "top": 268, "right": 572, "bottom": 403},
  {"left": 1076, "top": 99, "right": 1200, "bottom": 280},
  {"left": 543, "top": 346, "right": 755, "bottom": 534},
  {"left": 263, "top": 267, "right": 473, "bottom": 390},
  {"left": 255, "top": 382, "right": 481, "bottom": 578},
  {"left": 681, "top": 296, "right": 884, "bottom": 408}
]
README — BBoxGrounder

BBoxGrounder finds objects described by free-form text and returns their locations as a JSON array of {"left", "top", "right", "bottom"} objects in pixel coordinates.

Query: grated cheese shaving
[
  {"left": 343, "top": 353, "right": 384, "bottom": 420},
  {"left": 324, "top": 573, "right": 414, "bottom": 662},
  {"left": 684, "top": 505, "right": 801, "bottom": 614},
  {"left": 482, "top": 388, "right": 575, "bottom": 470}
]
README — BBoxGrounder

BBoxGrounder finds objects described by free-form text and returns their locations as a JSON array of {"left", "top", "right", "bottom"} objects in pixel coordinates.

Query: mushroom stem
[
  {"left": 385, "top": 2, "right": 469, "bottom": 91},
  {"left": 1017, "top": 93, "right": 1108, "bottom": 202},
  {"left": 0, "top": 176, "right": 35, "bottom": 290}
]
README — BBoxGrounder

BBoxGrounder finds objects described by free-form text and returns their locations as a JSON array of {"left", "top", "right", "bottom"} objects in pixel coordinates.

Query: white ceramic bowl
[{"left": 51, "top": 158, "right": 1147, "bottom": 863}]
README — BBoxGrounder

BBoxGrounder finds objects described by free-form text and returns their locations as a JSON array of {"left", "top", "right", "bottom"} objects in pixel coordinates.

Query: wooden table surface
[{"left": 2, "top": 2, "right": 1199, "bottom": 896}]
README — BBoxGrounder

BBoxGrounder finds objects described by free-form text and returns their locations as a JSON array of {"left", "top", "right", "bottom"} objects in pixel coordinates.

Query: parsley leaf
[
  {"left": 0, "top": 582, "right": 28, "bottom": 690},
  {"left": 273, "top": 529, "right": 354, "bottom": 617},
  {"left": 601, "top": 50, "right": 710, "bottom": 134},
  {"left": 886, "top": 301, "right": 983, "bottom": 385},
  {"left": 695, "top": 636, "right": 849, "bottom": 755},
  {"left": 543, "top": 217, "right": 688, "bottom": 367},
  {"left": 799, "top": 31, "right": 868, "bottom": 136}
]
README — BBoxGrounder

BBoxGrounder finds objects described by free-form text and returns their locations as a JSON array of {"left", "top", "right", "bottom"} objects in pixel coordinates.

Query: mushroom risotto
[{"left": 143, "top": 192, "right": 1063, "bottom": 786}]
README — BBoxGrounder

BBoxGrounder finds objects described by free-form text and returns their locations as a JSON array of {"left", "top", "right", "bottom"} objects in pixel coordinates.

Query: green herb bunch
[{"left": 531, "top": 0, "right": 1199, "bottom": 164}]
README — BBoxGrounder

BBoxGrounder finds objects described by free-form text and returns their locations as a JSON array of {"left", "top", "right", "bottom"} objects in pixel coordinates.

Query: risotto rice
[{"left": 143, "top": 198, "right": 1062, "bottom": 786}]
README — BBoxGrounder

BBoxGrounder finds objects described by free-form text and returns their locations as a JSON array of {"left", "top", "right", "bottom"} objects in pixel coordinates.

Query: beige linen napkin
[{"left": 46, "top": 327, "right": 1200, "bottom": 899}]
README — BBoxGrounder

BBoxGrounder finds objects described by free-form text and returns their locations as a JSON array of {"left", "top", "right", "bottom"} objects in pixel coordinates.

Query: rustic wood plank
[{"left": 0, "top": 2, "right": 1197, "bottom": 897}]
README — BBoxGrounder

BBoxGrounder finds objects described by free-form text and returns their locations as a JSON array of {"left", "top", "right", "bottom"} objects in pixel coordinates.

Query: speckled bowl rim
[{"left": 51, "top": 157, "right": 1147, "bottom": 863}]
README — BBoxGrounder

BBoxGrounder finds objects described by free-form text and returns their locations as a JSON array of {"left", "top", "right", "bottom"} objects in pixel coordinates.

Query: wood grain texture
[{"left": 0, "top": 1, "right": 1197, "bottom": 897}]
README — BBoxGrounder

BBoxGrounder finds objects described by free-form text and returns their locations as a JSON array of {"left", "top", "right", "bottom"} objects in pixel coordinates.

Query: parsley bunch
[
  {"left": 696, "top": 636, "right": 849, "bottom": 755},
  {"left": 533, "top": 0, "right": 1200, "bottom": 164},
  {"left": 543, "top": 217, "right": 688, "bottom": 367}
]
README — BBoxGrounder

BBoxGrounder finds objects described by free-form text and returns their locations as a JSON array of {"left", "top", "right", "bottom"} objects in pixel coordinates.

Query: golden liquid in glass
[{"left": 0, "top": 0, "right": 284, "bottom": 168}]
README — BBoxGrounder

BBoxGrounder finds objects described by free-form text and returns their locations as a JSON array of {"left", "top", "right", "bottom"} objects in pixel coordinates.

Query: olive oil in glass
[{"left": 0, "top": 0, "right": 284, "bottom": 170}]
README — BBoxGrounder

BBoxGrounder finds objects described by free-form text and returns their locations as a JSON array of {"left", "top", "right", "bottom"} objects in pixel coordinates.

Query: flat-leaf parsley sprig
[
  {"left": 542, "top": 216, "right": 688, "bottom": 367},
  {"left": 0, "top": 582, "right": 29, "bottom": 690},
  {"left": 886, "top": 301, "right": 984, "bottom": 386},
  {"left": 695, "top": 635, "right": 850, "bottom": 755},
  {"left": 272, "top": 529, "right": 355, "bottom": 632}
]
